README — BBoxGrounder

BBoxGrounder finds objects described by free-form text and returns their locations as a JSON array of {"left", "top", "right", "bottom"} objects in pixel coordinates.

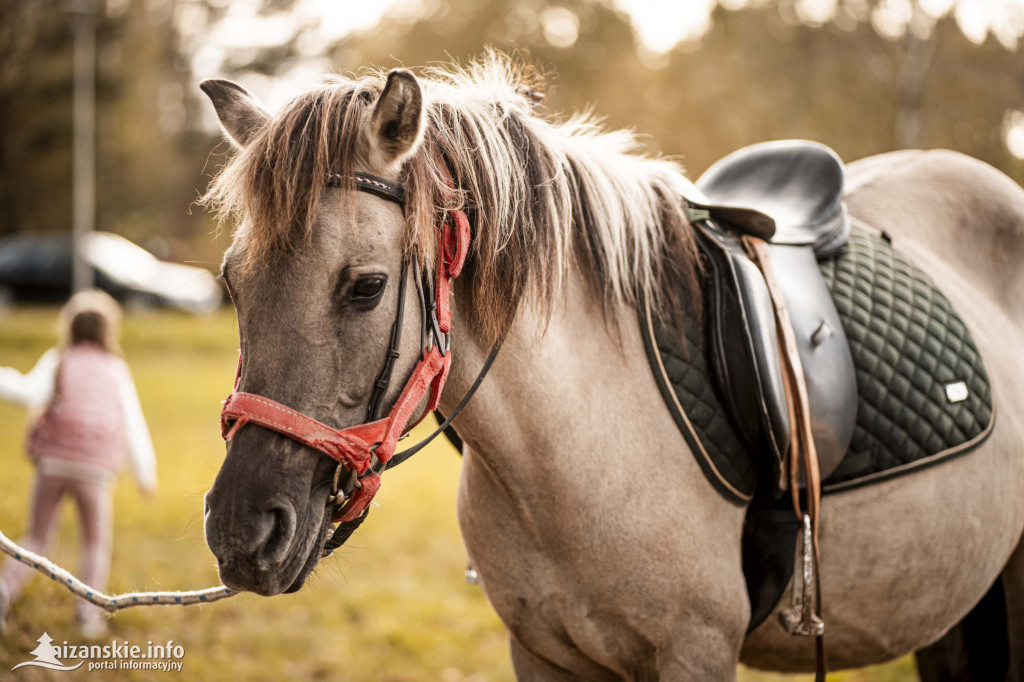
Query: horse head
[{"left": 201, "top": 71, "right": 434, "bottom": 596}]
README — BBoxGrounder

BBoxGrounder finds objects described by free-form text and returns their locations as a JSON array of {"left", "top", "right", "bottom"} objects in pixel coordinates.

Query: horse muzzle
[{"left": 204, "top": 475, "right": 324, "bottom": 596}]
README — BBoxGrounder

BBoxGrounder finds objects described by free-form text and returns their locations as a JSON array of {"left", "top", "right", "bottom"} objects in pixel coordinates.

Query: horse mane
[{"left": 202, "top": 51, "right": 701, "bottom": 343}]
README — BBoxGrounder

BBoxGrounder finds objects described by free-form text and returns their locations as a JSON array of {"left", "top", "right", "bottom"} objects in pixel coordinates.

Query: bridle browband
[
  {"left": 330, "top": 171, "right": 406, "bottom": 204},
  {"left": 220, "top": 164, "right": 500, "bottom": 544}
]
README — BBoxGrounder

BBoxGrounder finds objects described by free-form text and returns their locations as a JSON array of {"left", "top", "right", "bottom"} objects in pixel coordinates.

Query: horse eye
[{"left": 352, "top": 275, "right": 386, "bottom": 301}]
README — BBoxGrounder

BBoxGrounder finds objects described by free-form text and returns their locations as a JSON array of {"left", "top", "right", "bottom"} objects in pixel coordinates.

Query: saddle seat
[
  {"left": 697, "top": 139, "right": 850, "bottom": 256},
  {"left": 686, "top": 140, "right": 858, "bottom": 486}
]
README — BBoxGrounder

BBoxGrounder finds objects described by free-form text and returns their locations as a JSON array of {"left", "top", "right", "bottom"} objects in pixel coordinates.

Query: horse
[{"left": 198, "top": 53, "right": 1024, "bottom": 680}]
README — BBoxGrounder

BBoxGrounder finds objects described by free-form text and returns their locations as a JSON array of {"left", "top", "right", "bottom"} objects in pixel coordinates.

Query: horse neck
[
  {"left": 440, "top": 263, "right": 711, "bottom": 513},
  {"left": 439, "top": 262, "right": 747, "bottom": 621},
  {"left": 442, "top": 267, "right": 620, "bottom": 459}
]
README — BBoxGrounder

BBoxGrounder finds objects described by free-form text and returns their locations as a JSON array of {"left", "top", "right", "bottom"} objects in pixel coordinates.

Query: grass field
[{"left": 0, "top": 307, "right": 917, "bottom": 681}]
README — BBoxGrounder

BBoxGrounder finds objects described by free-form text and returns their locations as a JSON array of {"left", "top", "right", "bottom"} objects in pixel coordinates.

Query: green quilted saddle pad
[
  {"left": 639, "top": 224, "right": 994, "bottom": 503},
  {"left": 818, "top": 225, "right": 994, "bottom": 492},
  {"left": 639, "top": 292, "right": 757, "bottom": 504}
]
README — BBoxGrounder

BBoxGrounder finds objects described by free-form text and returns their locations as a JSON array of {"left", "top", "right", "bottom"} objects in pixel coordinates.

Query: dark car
[{"left": 0, "top": 232, "right": 222, "bottom": 313}]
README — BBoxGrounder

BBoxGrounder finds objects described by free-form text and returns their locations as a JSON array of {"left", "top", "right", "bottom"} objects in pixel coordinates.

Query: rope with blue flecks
[{"left": 0, "top": 529, "right": 235, "bottom": 612}]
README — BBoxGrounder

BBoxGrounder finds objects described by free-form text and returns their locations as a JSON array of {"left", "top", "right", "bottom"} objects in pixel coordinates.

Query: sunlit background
[
  {"left": 2, "top": 0, "right": 1024, "bottom": 264},
  {"left": 0, "top": 1, "right": 1022, "bottom": 680}
]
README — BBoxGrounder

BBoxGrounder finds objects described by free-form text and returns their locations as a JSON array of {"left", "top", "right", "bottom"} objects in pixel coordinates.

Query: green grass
[{"left": 0, "top": 307, "right": 917, "bottom": 680}]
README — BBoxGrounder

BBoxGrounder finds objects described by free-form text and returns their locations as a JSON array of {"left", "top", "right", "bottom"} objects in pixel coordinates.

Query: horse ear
[
  {"left": 368, "top": 70, "right": 424, "bottom": 167},
  {"left": 200, "top": 79, "right": 270, "bottom": 148}
]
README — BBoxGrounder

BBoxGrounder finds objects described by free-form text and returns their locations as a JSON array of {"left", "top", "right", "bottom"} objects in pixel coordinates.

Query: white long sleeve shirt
[{"left": 0, "top": 348, "right": 157, "bottom": 490}]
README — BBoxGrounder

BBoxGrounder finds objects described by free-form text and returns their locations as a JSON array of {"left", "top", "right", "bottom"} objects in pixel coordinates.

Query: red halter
[{"left": 220, "top": 170, "right": 472, "bottom": 524}]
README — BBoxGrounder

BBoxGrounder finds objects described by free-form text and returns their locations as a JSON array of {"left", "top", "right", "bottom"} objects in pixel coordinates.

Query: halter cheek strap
[{"left": 220, "top": 168, "right": 473, "bottom": 524}]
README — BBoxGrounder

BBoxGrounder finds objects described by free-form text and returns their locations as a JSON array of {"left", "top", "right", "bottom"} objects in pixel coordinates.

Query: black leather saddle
[
  {"left": 686, "top": 140, "right": 858, "bottom": 486},
  {"left": 697, "top": 140, "right": 850, "bottom": 256}
]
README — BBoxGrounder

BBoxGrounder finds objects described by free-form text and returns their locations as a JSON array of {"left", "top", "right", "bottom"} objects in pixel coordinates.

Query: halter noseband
[{"left": 220, "top": 165, "right": 482, "bottom": 529}]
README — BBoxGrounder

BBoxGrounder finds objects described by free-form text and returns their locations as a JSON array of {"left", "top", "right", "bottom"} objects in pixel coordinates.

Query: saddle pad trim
[
  {"left": 640, "top": 297, "right": 752, "bottom": 505},
  {"left": 822, "top": 408, "right": 996, "bottom": 494}
]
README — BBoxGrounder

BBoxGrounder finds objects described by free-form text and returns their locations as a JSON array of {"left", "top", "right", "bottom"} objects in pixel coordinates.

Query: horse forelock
[
  {"left": 202, "top": 51, "right": 702, "bottom": 344},
  {"left": 202, "top": 75, "right": 384, "bottom": 270}
]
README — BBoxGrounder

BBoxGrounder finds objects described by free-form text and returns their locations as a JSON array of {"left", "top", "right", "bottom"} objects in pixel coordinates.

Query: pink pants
[{"left": 1, "top": 473, "right": 112, "bottom": 621}]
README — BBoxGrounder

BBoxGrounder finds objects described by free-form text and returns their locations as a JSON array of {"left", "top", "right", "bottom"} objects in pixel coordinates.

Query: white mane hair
[{"left": 202, "top": 50, "right": 702, "bottom": 341}]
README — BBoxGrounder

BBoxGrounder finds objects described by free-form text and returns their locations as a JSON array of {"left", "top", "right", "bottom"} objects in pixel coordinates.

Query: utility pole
[
  {"left": 896, "top": 1, "right": 937, "bottom": 150},
  {"left": 69, "top": 0, "right": 96, "bottom": 293}
]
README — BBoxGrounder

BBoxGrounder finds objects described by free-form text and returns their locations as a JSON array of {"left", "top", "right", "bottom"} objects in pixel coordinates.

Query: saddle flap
[
  {"left": 767, "top": 245, "right": 857, "bottom": 482},
  {"left": 697, "top": 223, "right": 790, "bottom": 478}
]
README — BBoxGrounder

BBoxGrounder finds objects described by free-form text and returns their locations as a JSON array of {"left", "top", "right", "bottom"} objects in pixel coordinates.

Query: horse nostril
[{"left": 256, "top": 503, "right": 297, "bottom": 566}]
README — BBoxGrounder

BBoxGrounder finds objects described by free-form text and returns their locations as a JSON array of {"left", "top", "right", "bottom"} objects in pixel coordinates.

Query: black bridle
[{"left": 320, "top": 171, "right": 503, "bottom": 554}]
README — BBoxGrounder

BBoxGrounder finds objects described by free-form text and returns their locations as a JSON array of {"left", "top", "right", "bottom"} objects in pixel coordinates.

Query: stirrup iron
[{"left": 779, "top": 513, "right": 824, "bottom": 637}]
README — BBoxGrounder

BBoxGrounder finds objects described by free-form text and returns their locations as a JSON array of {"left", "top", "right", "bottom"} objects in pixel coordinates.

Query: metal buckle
[
  {"left": 326, "top": 464, "right": 363, "bottom": 510},
  {"left": 368, "top": 451, "right": 385, "bottom": 477},
  {"left": 429, "top": 301, "right": 447, "bottom": 356},
  {"left": 322, "top": 526, "right": 337, "bottom": 558},
  {"left": 326, "top": 463, "right": 345, "bottom": 507}
]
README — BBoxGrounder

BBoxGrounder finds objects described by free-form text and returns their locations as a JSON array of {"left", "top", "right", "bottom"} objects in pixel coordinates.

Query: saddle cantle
[{"left": 687, "top": 140, "right": 858, "bottom": 487}]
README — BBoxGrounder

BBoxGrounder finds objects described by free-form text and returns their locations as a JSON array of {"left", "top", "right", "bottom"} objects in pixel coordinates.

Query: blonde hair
[{"left": 58, "top": 290, "right": 123, "bottom": 355}]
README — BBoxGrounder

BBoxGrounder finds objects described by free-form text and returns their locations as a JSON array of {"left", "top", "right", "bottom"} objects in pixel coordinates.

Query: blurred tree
[
  {"left": 0, "top": 0, "right": 226, "bottom": 263},
  {"left": 1, "top": 0, "right": 1022, "bottom": 252},
  {"left": 0, "top": 2, "right": 79, "bottom": 238},
  {"left": 331, "top": 0, "right": 1023, "bottom": 183}
]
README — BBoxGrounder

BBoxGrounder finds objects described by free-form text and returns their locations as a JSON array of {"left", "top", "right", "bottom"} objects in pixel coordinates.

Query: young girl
[{"left": 0, "top": 290, "right": 156, "bottom": 637}]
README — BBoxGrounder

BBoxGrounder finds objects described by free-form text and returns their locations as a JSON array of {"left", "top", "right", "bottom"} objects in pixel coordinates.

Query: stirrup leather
[{"left": 743, "top": 236, "right": 827, "bottom": 680}]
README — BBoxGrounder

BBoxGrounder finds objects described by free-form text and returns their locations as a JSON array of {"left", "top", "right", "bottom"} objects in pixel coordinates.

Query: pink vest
[{"left": 27, "top": 345, "right": 127, "bottom": 472}]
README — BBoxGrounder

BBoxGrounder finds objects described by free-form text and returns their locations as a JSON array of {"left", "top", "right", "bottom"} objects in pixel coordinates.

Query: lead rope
[{"left": 0, "top": 529, "right": 234, "bottom": 612}]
